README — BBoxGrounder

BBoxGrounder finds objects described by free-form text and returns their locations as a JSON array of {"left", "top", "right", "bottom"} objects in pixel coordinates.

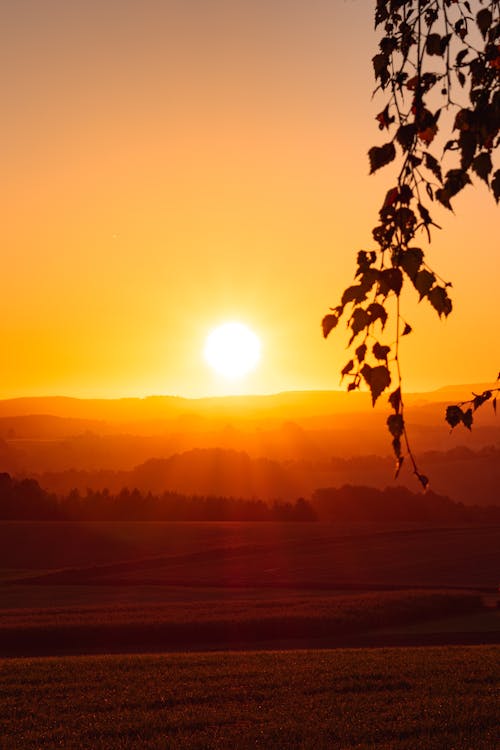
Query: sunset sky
[{"left": 2, "top": 0, "right": 498, "bottom": 399}]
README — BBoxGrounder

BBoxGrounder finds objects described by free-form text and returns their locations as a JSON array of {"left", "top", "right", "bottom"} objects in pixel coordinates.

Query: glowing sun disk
[{"left": 204, "top": 322, "right": 261, "bottom": 377}]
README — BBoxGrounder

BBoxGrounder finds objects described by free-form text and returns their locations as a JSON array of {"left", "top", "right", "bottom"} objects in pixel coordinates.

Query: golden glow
[
  {"left": 204, "top": 323, "right": 261, "bottom": 378},
  {"left": 0, "top": 3, "right": 497, "bottom": 398}
]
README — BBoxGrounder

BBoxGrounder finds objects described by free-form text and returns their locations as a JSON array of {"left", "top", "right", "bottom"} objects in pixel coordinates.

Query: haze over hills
[
  {"left": 0, "top": 384, "right": 496, "bottom": 424},
  {"left": 0, "top": 386, "right": 497, "bottom": 506}
]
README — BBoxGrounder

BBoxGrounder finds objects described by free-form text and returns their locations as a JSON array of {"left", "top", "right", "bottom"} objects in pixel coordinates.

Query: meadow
[
  {"left": 1, "top": 647, "right": 498, "bottom": 749},
  {"left": 1, "top": 520, "right": 498, "bottom": 657}
]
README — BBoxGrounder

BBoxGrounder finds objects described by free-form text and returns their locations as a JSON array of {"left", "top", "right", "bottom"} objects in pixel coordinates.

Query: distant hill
[{"left": 0, "top": 384, "right": 496, "bottom": 425}]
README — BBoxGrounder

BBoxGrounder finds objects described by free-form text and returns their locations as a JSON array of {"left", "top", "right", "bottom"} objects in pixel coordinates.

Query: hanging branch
[{"left": 323, "top": 0, "right": 500, "bottom": 489}]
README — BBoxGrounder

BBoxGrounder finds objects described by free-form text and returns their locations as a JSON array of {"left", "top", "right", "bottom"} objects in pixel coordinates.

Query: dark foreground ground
[{"left": 2, "top": 647, "right": 499, "bottom": 749}]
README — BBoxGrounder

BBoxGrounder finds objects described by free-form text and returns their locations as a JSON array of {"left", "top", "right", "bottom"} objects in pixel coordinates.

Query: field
[
  {"left": 2, "top": 520, "right": 499, "bottom": 746},
  {"left": 1, "top": 521, "right": 499, "bottom": 656},
  {"left": 2, "top": 647, "right": 499, "bottom": 749}
]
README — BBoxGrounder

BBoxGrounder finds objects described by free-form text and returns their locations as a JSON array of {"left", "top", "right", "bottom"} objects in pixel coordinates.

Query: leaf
[
  {"left": 424, "top": 152, "right": 442, "bottom": 182},
  {"left": 446, "top": 405, "right": 463, "bottom": 429},
  {"left": 388, "top": 387, "right": 401, "bottom": 413},
  {"left": 373, "top": 342, "right": 391, "bottom": 361},
  {"left": 436, "top": 187, "right": 453, "bottom": 210},
  {"left": 376, "top": 104, "right": 394, "bottom": 130},
  {"left": 472, "top": 390, "right": 491, "bottom": 410},
  {"left": 492, "top": 170, "right": 500, "bottom": 203},
  {"left": 322, "top": 314, "right": 339, "bottom": 338},
  {"left": 418, "top": 124, "right": 438, "bottom": 145},
  {"left": 383, "top": 187, "right": 399, "bottom": 209},
  {"left": 341, "top": 359, "right": 355, "bottom": 378},
  {"left": 342, "top": 284, "right": 367, "bottom": 306},
  {"left": 372, "top": 53, "right": 390, "bottom": 86},
  {"left": 378, "top": 268, "right": 403, "bottom": 296},
  {"left": 402, "top": 323, "right": 412, "bottom": 336},
  {"left": 445, "top": 168, "right": 471, "bottom": 198},
  {"left": 426, "top": 33, "right": 442, "bottom": 55},
  {"left": 396, "top": 123, "right": 416, "bottom": 151},
  {"left": 368, "top": 142, "right": 396, "bottom": 174},
  {"left": 400, "top": 248, "right": 423, "bottom": 281},
  {"left": 428, "top": 286, "right": 453, "bottom": 317},
  {"left": 361, "top": 364, "right": 391, "bottom": 406},
  {"left": 367, "top": 302, "right": 388, "bottom": 329},
  {"left": 355, "top": 343, "right": 367, "bottom": 362},
  {"left": 348, "top": 308, "right": 371, "bottom": 343},
  {"left": 472, "top": 153, "right": 493, "bottom": 183},
  {"left": 476, "top": 8, "right": 492, "bottom": 39},
  {"left": 462, "top": 408, "right": 473, "bottom": 430},
  {"left": 413, "top": 269, "right": 435, "bottom": 299},
  {"left": 387, "top": 413, "right": 404, "bottom": 439}
]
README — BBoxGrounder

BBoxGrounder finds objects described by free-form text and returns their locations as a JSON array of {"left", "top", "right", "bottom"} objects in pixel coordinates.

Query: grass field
[
  {"left": 1, "top": 646, "right": 498, "bottom": 749},
  {"left": 1, "top": 521, "right": 499, "bottom": 588},
  {"left": 1, "top": 588, "right": 488, "bottom": 657}
]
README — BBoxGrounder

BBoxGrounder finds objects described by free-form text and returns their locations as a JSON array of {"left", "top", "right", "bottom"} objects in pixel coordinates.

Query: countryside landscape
[
  {"left": 1, "top": 387, "right": 499, "bottom": 747},
  {"left": 2, "top": 0, "right": 500, "bottom": 747}
]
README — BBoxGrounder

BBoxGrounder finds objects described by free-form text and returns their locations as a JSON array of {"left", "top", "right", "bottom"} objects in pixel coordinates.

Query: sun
[{"left": 204, "top": 322, "right": 261, "bottom": 378}]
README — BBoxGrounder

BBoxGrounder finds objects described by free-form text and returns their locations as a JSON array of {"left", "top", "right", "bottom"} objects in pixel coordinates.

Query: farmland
[
  {"left": 1, "top": 521, "right": 499, "bottom": 657},
  {"left": 1, "top": 647, "right": 499, "bottom": 749}
]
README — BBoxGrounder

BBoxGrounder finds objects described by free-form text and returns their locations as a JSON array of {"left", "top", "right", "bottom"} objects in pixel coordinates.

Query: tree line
[
  {"left": 0, "top": 473, "right": 316, "bottom": 522},
  {"left": 0, "top": 472, "right": 499, "bottom": 523}
]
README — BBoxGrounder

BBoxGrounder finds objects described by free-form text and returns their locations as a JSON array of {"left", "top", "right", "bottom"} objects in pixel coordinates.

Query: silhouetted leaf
[
  {"left": 383, "top": 186, "right": 399, "bottom": 208},
  {"left": 378, "top": 268, "right": 403, "bottom": 296},
  {"left": 349, "top": 308, "right": 371, "bottom": 343},
  {"left": 361, "top": 364, "right": 391, "bottom": 406},
  {"left": 402, "top": 323, "right": 412, "bottom": 336},
  {"left": 436, "top": 187, "right": 453, "bottom": 210},
  {"left": 472, "top": 153, "right": 492, "bottom": 183},
  {"left": 396, "top": 124, "right": 416, "bottom": 151},
  {"left": 373, "top": 342, "right": 391, "bottom": 361},
  {"left": 424, "top": 153, "right": 442, "bottom": 182},
  {"left": 428, "top": 286, "right": 453, "bottom": 317},
  {"left": 389, "top": 387, "right": 401, "bottom": 413},
  {"left": 322, "top": 314, "right": 339, "bottom": 338},
  {"left": 387, "top": 413, "right": 404, "bottom": 439},
  {"left": 492, "top": 169, "right": 500, "bottom": 203},
  {"left": 342, "top": 284, "right": 367, "bottom": 306},
  {"left": 446, "top": 405, "right": 463, "bottom": 429},
  {"left": 376, "top": 104, "right": 395, "bottom": 130},
  {"left": 372, "top": 53, "right": 390, "bottom": 86},
  {"left": 413, "top": 269, "right": 435, "bottom": 299},
  {"left": 367, "top": 302, "right": 388, "bottom": 329},
  {"left": 477, "top": 8, "right": 492, "bottom": 39},
  {"left": 462, "top": 408, "right": 473, "bottom": 430},
  {"left": 356, "top": 343, "right": 367, "bottom": 362},
  {"left": 473, "top": 390, "right": 491, "bottom": 410},
  {"left": 341, "top": 360, "right": 355, "bottom": 378},
  {"left": 368, "top": 142, "right": 396, "bottom": 174},
  {"left": 426, "top": 33, "right": 448, "bottom": 56},
  {"left": 400, "top": 248, "right": 423, "bottom": 280},
  {"left": 356, "top": 250, "right": 377, "bottom": 273},
  {"left": 444, "top": 168, "right": 471, "bottom": 198}
]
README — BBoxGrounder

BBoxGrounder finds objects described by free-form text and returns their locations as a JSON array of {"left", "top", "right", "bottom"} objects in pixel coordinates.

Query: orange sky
[{"left": 1, "top": 0, "right": 498, "bottom": 398}]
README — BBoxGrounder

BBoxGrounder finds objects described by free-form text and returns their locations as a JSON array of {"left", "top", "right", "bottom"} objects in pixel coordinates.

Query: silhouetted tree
[{"left": 324, "top": 0, "right": 499, "bottom": 486}]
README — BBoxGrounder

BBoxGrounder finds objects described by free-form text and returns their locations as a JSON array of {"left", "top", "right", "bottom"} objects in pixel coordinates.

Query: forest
[{"left": 1, "top": 471, "right": 499, "bottom": 523}]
